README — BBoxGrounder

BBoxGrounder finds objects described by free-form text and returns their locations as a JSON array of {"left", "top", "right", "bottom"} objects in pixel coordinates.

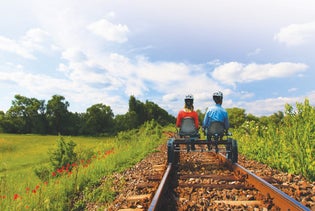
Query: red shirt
[{"left": 176, "top": 109, "right": 199, "bottom": 129}]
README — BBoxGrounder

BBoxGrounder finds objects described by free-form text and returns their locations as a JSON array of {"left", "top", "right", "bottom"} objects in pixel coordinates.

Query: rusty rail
[
  {"left": 148, "top": 163, "right": 173, "bottom": 211},
  {"left": 217, "top": 153, "right": 310, "bottom": 211},
  {"left": 148, "top": 151, "right": 310, "bottom": 210}
]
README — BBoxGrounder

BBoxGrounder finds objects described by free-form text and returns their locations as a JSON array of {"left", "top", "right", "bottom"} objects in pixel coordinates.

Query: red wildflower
[
  {"left": 13, "top": 194, "right": 20, "bottom": 200},
  {"left": 32, "top": 189, "right": 36, "bottom": 194},
  {"left": 35, "top": 185, "right": 40, "bottom": 190},
  {"left": 52, "top": 172, "right": 57, "bottom": 177},
  {"left": 26, "top": 187, "right": 30, "bottom": 193}
]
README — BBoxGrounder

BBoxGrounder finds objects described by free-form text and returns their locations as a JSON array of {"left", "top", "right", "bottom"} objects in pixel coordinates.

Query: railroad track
[
  {"left": 107, "top": 143, "right": 311, "bottom": 210},
  {"left": 147, "top": 144, "right": 310, "bottom": 211}
]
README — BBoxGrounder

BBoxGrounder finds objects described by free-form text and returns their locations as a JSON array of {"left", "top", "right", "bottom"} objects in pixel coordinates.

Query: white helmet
[
  {"left": 213, "top": 91, "right": 223, "bottom": 98},
  {"left": 185, "top": 94, "right": 194, "bottom": 100},
  {"left": 213, "top": 91, "right": 223, "bottom": 103}
]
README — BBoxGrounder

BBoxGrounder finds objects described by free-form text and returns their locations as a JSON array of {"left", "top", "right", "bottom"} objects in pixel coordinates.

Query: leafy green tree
[
  {"left": 46, "top": 95, "right": 70, "bottom": 134},
  {"left": 226, "top": 107, "right": 246, "bottom": 128},
  {"left": 5, "top": 94, "right": 46, "bottom": 133},
  {"left": 128, "top": 95, "right": 145, "bottom": 126},
  {"left": 84, "top": 103, "right": 114, "bottom": 135},
  {"left": 114, "top": 111, "right": 139, "bottom": 132},
  {"left": 66, "top": 112, "right": 85, "bottom": 136},
  {"left": 144, "top": 100, "right": 175, "bottom": 126}
]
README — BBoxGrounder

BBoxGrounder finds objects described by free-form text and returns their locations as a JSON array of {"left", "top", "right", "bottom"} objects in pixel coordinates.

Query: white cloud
[
  {"left": 0, "top": 28, "right": 52, "bottom": 59},
  {"left": 274, "top": 21, "right": 315, "bottom": 46},
  {"left": 0, "top": 36, "right": 36, "bottom": 59},
  {"left": 87, "top": 18, "right": 129, "bottom": 43},
  {"left": 212, "top": 62, "right": 308, "bottom": 85}
]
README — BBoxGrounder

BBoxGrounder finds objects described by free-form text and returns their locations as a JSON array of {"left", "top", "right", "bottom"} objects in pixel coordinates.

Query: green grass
[
  {"left": 0, "top": 134, "right": 109, "bottom": 173},
  {"left": 0, "top": 120, "right": 166, "bottom": 210}
]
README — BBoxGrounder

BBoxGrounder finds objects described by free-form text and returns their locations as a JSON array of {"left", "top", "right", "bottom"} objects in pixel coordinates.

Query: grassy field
[
  {"left": 0, "top": 134, "right": 116, "bottom": 210},
  {"left": 0, "top": 120, "right": 166, "bottom": 210}
]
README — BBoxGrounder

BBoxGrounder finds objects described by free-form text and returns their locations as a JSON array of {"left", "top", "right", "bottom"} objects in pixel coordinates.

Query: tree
[
  {"left": 46, "top": 95, "right": 70, "bottom": 134},
  {"left": 84, "top": 103, "right": 114, "bottom": 135},
  {"left": 144, "top": 100, "right": 175, "bottom": 126},
  {"left": 226, "top": 107, "right": 246, "bottom": 128},
  {"left": 5, "top": 94, "right": 46, "bottom": 133},
  {"left": 114, "top": 111, "right": 138, "bottom": 132}
]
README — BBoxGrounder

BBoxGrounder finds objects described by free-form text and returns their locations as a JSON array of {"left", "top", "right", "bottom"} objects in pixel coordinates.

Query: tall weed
[{"left": 234, "top": 99, "right": 315, "bottom": 181}]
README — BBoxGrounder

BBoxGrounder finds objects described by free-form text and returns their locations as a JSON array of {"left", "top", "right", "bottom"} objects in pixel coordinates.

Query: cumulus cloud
[
  {"left": 239, "top": 96, "right": 303, "bottom": 116},
  {"left": 0, "top": 28, "right": 52, "bottom": 59},
  {"left": 212, "top": 62, "right": 308, "bottom": 85},
  {"left": 274, "top": 21, "right": 315, "bottom": 46},
  {"left": 87, "top": 18, "right": 129, "bottom": 43},
  {"left": 0, "top": 36, "right": 36, "bottom": 59}
]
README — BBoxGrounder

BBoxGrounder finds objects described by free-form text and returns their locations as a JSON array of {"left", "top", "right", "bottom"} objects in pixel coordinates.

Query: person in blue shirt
[{"left": 202, "top": 91, "right": 229, "bottom": 132}]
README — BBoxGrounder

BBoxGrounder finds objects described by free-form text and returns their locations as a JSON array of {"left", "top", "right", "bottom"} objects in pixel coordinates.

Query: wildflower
[
  {"left": 13, "top": 194, "right": 20, "bottom": 200},
  {"left": 32, "top": 189, "right": 36, "bottom": 194},
  {"left": 26, "top": 187, "right": 30, "bottom": 193},
  {"left": 52, "top": 172, "right": 57, "bottom": 177},
  {"left": 35, "top": 185, "right": 40, "bottom": 190}
]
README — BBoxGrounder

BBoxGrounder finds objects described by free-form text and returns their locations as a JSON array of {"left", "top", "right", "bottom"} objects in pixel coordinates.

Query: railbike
[{"left": 167, "top": 117, "right": 238, "bottom": 164}]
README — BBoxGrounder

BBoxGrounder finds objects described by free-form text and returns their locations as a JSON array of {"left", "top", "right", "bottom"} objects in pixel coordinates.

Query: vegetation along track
[{"left": 103, "top": 142, "right": 314, "bottom": 210}]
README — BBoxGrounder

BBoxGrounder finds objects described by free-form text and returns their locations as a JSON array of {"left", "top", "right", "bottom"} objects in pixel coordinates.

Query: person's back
[
  {"left": 203, "top": 91, "right": 229, "bottom": 132},
  {"left": 176, "top": 94, "right": 199, "bottom": 130},
  {"left": 176, "top": 94, "right": 199, "bottom": 150}
]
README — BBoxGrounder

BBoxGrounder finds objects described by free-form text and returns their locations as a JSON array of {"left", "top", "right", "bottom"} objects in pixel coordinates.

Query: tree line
[
  {"left": 0, "top": 93, "right": 288, "bottom": 136},
  {"left": 0, "top": 94, "right": 175, "bottom": 135}
]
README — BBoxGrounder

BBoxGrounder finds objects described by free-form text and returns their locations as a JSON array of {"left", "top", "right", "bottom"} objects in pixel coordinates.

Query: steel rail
[
  {"left": 218, "top": 153, "right": 310, "bottom": 211},
  {"left": 148, "top": 163, "right": 173, "bottom": 211}
]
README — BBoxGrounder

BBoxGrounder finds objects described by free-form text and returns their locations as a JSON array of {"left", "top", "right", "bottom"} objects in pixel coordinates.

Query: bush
[{"left": 49, "top": 136, "right": 77, "bottom": 173}]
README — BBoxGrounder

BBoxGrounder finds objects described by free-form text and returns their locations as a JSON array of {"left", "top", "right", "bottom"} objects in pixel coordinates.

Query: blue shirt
[{"left": 203, "top": 104, "right": 229, "bottom": 129}]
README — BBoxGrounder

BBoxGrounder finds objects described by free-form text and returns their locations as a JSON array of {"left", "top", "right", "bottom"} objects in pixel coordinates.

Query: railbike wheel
[
  {"left": 167, "top": 139, "right": 174, "bottom": 164},
  {"left": 226, "top": 139, "right": 232, "bottom": 159},
  {"left": 231, "top": 139, "right": 238, "bottom": 163}
]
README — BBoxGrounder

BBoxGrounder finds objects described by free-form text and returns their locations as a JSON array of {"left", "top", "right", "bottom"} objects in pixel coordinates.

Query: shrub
[{"left": 49, "top": 136, "right": 77, "bottom": 173}]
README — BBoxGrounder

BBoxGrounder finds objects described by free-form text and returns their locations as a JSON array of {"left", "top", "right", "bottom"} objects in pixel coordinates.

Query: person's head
[
  {"left": 184, "top": 94, "right": 194, "bottom": 110},
  {"left": 213, "top": 91, "right": 223, "bottom": 104}
]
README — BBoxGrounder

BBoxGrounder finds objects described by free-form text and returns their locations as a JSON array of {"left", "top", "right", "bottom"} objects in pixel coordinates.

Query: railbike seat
[
  {"left": 207, "top": 121, "right": 226, "bottom": 139},
  {"left": 178, "top": 117, "right": 199, "bottom": 138}
]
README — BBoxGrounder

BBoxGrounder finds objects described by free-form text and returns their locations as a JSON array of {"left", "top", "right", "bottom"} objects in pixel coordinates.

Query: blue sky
[{"left": 1, "top": 0, "right": 315, "bottom": 116}]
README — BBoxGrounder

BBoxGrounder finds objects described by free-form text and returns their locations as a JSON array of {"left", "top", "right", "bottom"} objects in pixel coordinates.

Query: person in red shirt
[
  {"left": 176, "top": 94, "right": 199, "bottom": 151},
  {"left": 176, "top": 94, "right": 199, "bottom": 132}
]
